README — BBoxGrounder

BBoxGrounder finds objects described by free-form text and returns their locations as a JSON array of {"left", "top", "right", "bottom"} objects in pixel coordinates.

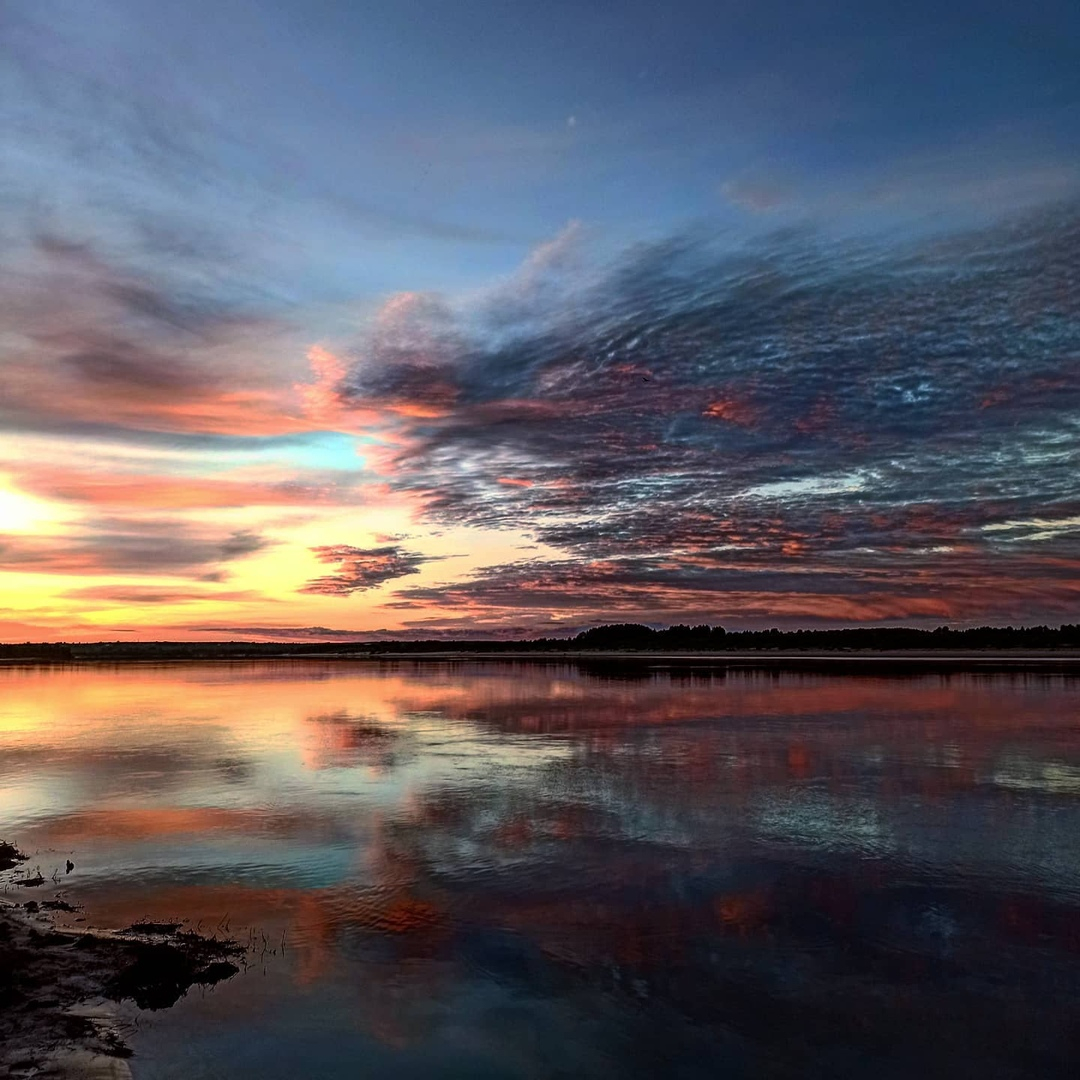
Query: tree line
[{"left": 2, "top": 623, "right": 1079, "bottom": 660}]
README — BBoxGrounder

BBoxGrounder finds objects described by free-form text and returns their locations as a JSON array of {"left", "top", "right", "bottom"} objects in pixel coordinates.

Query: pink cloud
[{"left": 14, "top": 464, "right": 361, "bottom": 510}]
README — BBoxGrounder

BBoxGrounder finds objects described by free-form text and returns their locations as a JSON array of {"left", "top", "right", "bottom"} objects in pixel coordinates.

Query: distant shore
[
  {"left": 5, "top": 624, "right": 1079, "bottom": 666},
  {"left": 4, "top": 646, "right": 1080, "bottom": 671}
]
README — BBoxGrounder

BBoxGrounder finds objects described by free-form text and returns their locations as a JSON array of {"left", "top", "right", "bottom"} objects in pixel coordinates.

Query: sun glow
[{"left": 0, "top": 481, "right": 67, "bottom": 534}]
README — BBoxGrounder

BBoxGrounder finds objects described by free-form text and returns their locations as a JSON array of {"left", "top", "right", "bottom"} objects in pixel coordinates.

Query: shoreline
[
  {"left": 1, "top": 842, "right": 244, "bottom": 1079},
  {"left": 3, "top": 649, "right": 1080, "bottom": 672}
]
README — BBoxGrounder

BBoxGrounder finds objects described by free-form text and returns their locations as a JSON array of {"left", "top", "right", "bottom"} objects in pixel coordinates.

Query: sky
[{"left": 1, "top": 0, "right": 1079, "bottom": 641}]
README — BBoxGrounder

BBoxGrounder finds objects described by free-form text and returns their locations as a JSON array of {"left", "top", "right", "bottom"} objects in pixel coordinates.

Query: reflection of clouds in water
[
  {"left": 301, "top": 710, "right": 413, "bottom": 773},
  {"left": 4, "top": 664, "right": 1079, "bottom": 1075},
  {"left": 991, "top": 755, "right": 1080, "bottom": 796},
  {"left": 22, "top": 804, "right": 375, "bottom": 892},
  {"left": 374, "top": 699, "right": 1080, "bottom": 909},
  {"left": 752, "top": 790, "right": 895, "bottom": 855},
  {"left": 0, "top": 739, "right": 253, "bottom": 827},
  {"left": 357, "top": 785, "right": 1080, "bottom": 1077}
]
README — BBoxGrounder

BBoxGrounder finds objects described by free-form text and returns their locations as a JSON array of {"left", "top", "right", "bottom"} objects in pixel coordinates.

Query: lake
[{"left": 2, "top": 660, "right": 1079, "bottom": 1078}]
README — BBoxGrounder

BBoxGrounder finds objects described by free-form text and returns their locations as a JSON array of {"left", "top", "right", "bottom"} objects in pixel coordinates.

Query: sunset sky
[{"left": 2, "top": 0, "right": 1079, "bottom": 641}]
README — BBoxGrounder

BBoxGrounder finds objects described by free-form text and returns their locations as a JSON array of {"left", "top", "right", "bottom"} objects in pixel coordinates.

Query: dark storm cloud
[
  {"left": 335, "top": 204, "right": 1080, "bottom": 624},
  {"left": 300, "top": 544, "right": 437, "bottom": 597}
]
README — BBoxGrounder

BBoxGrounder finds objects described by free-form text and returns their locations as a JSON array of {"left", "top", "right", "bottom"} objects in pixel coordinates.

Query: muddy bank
[
  {"left": 0, "top": 841, "right": 27, "bottom": 873},
  {"left": 1, "top": 841, "right": 243, "bottom": 1079}
]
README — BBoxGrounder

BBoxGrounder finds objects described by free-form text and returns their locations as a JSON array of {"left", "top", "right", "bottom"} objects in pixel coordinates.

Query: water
[{"left": 2, "top": 660, "right": 1079, "bottom": 1078}]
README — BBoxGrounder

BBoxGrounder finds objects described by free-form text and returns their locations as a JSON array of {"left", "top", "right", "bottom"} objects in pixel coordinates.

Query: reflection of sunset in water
[{"left": 2, "top": 661, "right": 1079, "bottom": 1077}]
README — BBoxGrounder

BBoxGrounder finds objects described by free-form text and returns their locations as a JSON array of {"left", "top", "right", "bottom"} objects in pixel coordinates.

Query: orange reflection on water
[{"left": 3, "top": 660, "right": 1080, "bottom": 1070}]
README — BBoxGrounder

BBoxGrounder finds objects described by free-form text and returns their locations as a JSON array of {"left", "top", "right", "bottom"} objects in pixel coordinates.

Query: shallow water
[{"left": 2, "top": 660, "right": 1079, "bottom": 1078}]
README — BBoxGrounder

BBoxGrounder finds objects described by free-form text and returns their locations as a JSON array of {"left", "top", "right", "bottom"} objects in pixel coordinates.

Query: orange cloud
[
  {"left": 297, "top": 345, "right": 354, "bottom": 427},
  {"left": 15, "top": 464, "right": 359, "bottom": 510},
  {"left": 147, "top": 389, "right": 311, "bottom": 436},
  {"left": 703, "top": 397, "right": 758, "bottom": 426},
  {"left": 1, "top": 357, "right": 312, "bottom": 438}
]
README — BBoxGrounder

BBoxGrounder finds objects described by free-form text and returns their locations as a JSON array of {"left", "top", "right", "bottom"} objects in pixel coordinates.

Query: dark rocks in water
[
  {"left": 66, "top": 860, "right": 75, "bottom": 874},
  {"left": 41, "top": 899, "right": 78, "bottom": 912},
  {"left": 2, "top": 874, "right": 246, "bottom": 1072},
  {"left": 14, "top": 873, "right": 46, "bottom": 888},
  {"left": 106, "top": 942, "right": 202, "bottom": 1010},
  {"left": 120, "top": 921, "right": 182, "bottom": 936},
  {"left": 27, "top": 927, "right": 73, "bottom": 948},
  {"left": 0, "top": 840, "right": 28, "bottom": 872},
  {"left": 107, "top": 937, "right": 243, "bottom": 1010}
]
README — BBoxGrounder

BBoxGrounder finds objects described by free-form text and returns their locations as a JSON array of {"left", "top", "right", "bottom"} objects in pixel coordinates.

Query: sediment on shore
[{"left": 1, "top": 840, "right": 243, "bottom": 1079}]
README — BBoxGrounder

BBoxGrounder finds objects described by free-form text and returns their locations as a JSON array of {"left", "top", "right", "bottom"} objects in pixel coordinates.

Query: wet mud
[{"left": 1, "top": 841, "right": 242, "bottom": 1079}]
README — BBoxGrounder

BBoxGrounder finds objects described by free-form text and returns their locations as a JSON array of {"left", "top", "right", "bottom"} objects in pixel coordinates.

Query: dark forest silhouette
[{"left": 2, "top": 623, "right": 1079, "bottom": 661}]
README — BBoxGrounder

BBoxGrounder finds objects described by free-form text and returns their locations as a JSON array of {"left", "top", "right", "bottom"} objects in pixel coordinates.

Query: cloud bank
[
  {"left": 4, "top": 198, "right": 1079, "bottom": 633},
  {"left": 325, "top": 203, "right": 1080, "bottom": 626}
]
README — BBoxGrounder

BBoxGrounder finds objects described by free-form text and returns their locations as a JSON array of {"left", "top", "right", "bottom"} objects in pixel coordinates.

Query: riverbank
[
  {"left": 4, "top": 649, "right": 1080, "bottom": 673},
  {"left": 1, "top": 842, "right": 243, "bottom": 1079},
  {"left": 3, "top": 621, "right": 1079, "bottom": 666}
]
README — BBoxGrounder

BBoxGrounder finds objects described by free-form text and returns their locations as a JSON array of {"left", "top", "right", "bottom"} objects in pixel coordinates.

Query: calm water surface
[{"left": 2, "top": 661, "right": 1079, "bottom": 1078}]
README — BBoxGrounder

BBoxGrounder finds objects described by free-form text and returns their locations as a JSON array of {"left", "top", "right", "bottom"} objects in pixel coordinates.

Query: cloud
[
  {"left": 300, "top": 544, "right": 437, "bottom": 597},
  {"left": 13, "top": 464, "right": 363, "bottom": 510},
  {"left": 0, "top": 519, "right": 272, "bottom": 576},
  {"left": 337, "top": 293, "right": 464, "bottom": 419},
  {"left": 0, "top": 234, "right": 309, "bottom": 444},
  {"left": 184, "top": 625, "right": 381, "bottom": 640},
  {"left": 389, "top": 549, "right": 1080, "bottom": 627},
  {"left": 63, "top": 585, "right": 271, "bottom": 605},
  {"left": 317, "top": 202, "right": 1080, "bottom": 625},
  {"left": 180, "top": 622, "right": 554, "bottom": 641}
]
